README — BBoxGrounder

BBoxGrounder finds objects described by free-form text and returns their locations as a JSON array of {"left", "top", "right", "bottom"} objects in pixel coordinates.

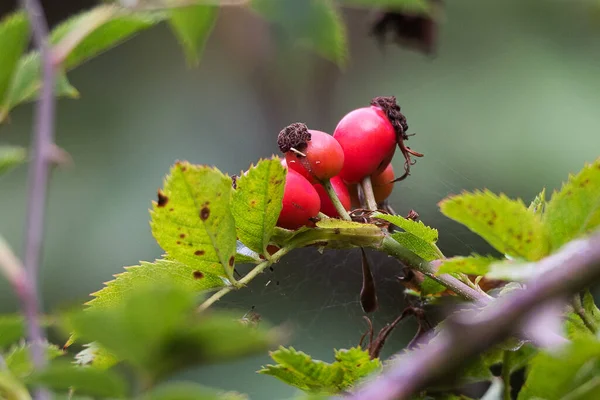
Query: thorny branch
[
  {"left": 346, "top": 230, "right": 600, "bottom": 400},
  {"left": 19, "top": 0, "right": 56, "bottom": 388}
]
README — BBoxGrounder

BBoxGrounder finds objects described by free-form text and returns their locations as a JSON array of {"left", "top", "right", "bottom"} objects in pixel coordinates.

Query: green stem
[
  {"left": 322, "top": 178, "right": 352, "bottom": 221},
  {"left": 573, "top": 293, "right": 597, "bottom": 334},
  {"left": 431, "top": 242, "right": 478, "bottom": 290},
  {"left": 361, "top": 176, "right": 378, "bottom": 211},
  {"left": 317, "top": 212, "right": 329, "bottom": 220},
  {"left": 378, "top": 235, "right": 489, "bottom": 303},
  {"left": 198, "top": 246, "right": 292, "bottom": 312},
  {"left": 502, "top": 351, "right": 512, "bottom": 400}
]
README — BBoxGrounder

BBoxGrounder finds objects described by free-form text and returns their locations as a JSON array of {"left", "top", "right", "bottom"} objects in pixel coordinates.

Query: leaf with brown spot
[
  {"left": 231, "top": 158, "right": 286, "bottom": 256},
  {"left": 544, "top": 158, "right": 600, "bottom": 250},
  {"left": 86, "top": 258, "right": 228, "bottom": 311},
  {"left": 439, "top": 190, "right": 550, "bottom": 261},
  {"left": 151, "top": 162, "right": 237, "bottom": 280}
]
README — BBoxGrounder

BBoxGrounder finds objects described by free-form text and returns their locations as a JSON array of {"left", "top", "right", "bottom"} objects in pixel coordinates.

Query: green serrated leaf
[
  {"left": 0, "top": 53, "right": 79, "bottom": 122},
  {"left": 232, "top": 158, "right": 286, "bottom": 255},
  {"left": 544, "top": 158, "right": 600, "bottom": 250},
  {"left": 437, "top": 255, "right": 497, "bottom": 276},
  {"left": 4, "top": 342, "right": 64, "bottom": 378},
  {"left": 86, "top": 258, "right": 228, "bottom": 310},
  {"left": 373, "top": 212, "right": 438, "bottom": 243},
  {"left": 528, "top": 188, "right": 546, "bottom": 217},
  {"left": 69, "top": 284, "right": 281, "bottom": 380},
  {"left": 50, "top": 7, "right": 163, "bottom": 71},
  {"left": 26, "top": 362, "right": 128, "bottom": 398},
  {"left": 143, "top": 382, "right": 248, "bottom": 400},
  {"left": 259, "top": 346, "right": 379, "bottom": 395},
  {"left": 391, "top": 232, "right": 439, "bottom": 261},
  {"left": 0, "top": 12, "right": 29, "bottom": 105},
  {"left": 0, "top": 8, "right": 164, "bottom": 122},
  {"left": 68, "top": 284, "right": 197, "bottom": 375},
  {"left": 334, "top": 347, "right": 382, "bottom": 388},
  {"left": 439, "top": 190, "right": 550, "bottom": 261},
  {"left": 0, "top": 146, "right": 26, "bottom": 176},
  {"left": 168, "top": 5, "right": 218, "bottom": 66},
  {"left": 270, "top": 219, "right": 383, "bottom": 250},
  {"left": 518, "top": 338, "right": 600, "bottom": 400},
  {"left": 260, "top": 347, "right": 345, "bottom": 394},
  {"left": 251, "top": 0, "right": 347, "bottom": 66},
  {"left": 151, "top": 162, "right": 237, "bottom": 281},
  {"left": 73, "top": 342, "right": 119, "bottom": 370},
  {"left": 485, "top": 259, "right": 545, "bottom": 282}
]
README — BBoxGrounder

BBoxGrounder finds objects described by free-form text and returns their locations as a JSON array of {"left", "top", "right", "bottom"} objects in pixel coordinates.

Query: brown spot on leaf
[
  {"left": 195, "top": 250, "right": 205, "bottom": 256},
  {"left": 251, "top": 200, "right": 257, "bottom": 207},
  {"left": 334, "top": 228, "right": 341, "bottom": 234},
  {"left": 200, "top": 207, "right": 210, "bottom": 220},
  {"left": 157, "top": 190, "right": 168, "bottom": 207},
  {"left": 487, "top": 220, "right": 494, "bottom": 226},
  {"left": 193, "top": 271, "right": 204, "bottom": 279},
  {"left": 179, "top": 233, "right": 186, "bottom": 238},
  {"left": 169, "top": 208, "right": 174, "bottom": 212},
  {"left": 176, "top": 241, "right": 181, "bottom": 245},
  {"left": 229, "top": 256, "right": 235, "bottom": 267}
]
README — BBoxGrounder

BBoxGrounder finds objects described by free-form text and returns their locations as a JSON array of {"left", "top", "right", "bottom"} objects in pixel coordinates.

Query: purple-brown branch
[
  {"left": 346, "top": 230, "right": 600, "bottom": 400},
  {"left": 19, "top": 0, "right": 55, "bottom": 385}
]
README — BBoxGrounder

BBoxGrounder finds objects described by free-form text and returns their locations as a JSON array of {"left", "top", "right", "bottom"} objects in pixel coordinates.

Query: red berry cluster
[{"left": 274, "top": 96, "right": 422, "bottom": 230}]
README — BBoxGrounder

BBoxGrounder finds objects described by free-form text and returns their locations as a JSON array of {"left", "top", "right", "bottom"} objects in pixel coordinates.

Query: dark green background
[{"left": 1, "top": 0, "right": 600, "bottom": 398}]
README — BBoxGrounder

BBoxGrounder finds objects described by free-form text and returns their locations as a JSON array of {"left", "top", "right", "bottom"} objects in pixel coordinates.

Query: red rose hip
[
  {"left": 333, "top": 107, "right": 395, "bottom": 183},
  {"left": 333, "top": 96, "right": 422, "bottom": 183},
  {"left": 276, "top": 168, "right": 321, "bottom": 230},
  {"left": 372, "top": 163, "right": 395, "bottom": 203},
  {"left": 278, "top": 123, "right": 344, "bottom": 182}
]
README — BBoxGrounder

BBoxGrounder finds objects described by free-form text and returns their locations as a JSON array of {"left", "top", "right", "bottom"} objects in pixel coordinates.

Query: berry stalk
[
  {"left": 361, "top": 176, "right": 379, "bottom": 211},
  {"left": 321, "top": 178, "right": 352, "bottom": 221}
]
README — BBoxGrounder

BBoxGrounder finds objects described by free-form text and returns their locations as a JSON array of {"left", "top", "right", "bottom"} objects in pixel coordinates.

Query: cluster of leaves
[
  {"left": 436, "top": 158, "right": 600, "bottom": 282},
  {"left": 0, "top": 284, "right": 286, "bottom": 399}
]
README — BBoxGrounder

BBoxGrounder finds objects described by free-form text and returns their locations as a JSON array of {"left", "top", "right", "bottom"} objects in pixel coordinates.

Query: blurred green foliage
[{"left": 1, "top": 0, "right": 600, "bottom": 398}]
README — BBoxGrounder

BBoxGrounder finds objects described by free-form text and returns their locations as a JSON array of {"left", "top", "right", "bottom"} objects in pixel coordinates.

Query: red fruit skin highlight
[
  {"left": 285, "top": 130, "right": 344, "bottom": 182},
  {"left": 314, "top": 176, "right": 351, "bottom": 217},
  {"left": 277, "top": 168, "right": 321, "bottom": 230},
  {"left": 333, "top": 106, "right": 397, "bottom": 183}
]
